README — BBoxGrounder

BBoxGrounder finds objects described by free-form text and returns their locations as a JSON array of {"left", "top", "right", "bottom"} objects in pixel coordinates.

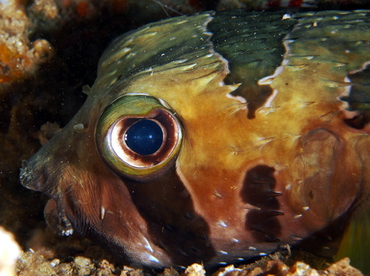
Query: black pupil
[{"left": 125, "top": 119, "right": 163, "bottom": 155}]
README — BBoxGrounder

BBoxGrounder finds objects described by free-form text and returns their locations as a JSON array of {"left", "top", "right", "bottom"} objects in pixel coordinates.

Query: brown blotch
[
  {"left": 227, "top": 79, "right": 273, "bottom": 119},
  {"left": 241, "top": 165, "right": 282, "bottom": 243}
]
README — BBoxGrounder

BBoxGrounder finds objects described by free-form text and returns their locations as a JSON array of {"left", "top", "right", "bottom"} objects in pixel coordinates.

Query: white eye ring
[{"left": 96, "top": 95, "right": 182, "bottom": 181}]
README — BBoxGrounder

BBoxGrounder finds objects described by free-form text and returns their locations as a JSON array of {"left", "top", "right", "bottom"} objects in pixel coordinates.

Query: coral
[
  {"left": 0, "top": 0, "right": 53, "bottom": 87},
  {"left": 1, "top": 0, "right": 370, "bottom": 276},
  {"left": 0, "top": 227, "right": 21, "bottom": 276}
]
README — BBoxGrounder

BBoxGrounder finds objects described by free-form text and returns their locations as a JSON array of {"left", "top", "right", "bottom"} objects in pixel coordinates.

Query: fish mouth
[{"left": 20, "top": 157, "right": 43, "bottom": 192}]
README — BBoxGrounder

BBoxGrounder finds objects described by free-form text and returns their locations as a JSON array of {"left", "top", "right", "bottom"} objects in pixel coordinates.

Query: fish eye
[
  {"left": 125, "top": 119, "right": 163, "bottom": 156},
  {"left": 96, "top": 95, "right": 182, "bottom": 181}
]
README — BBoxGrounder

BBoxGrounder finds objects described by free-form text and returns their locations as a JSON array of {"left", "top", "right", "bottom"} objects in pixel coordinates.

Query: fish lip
[
  {"left": 19, "top": 159, "right": 35, "bottom": 189},
  {"left": 19, "top": 154, "right": 49, "bottom": 193}
]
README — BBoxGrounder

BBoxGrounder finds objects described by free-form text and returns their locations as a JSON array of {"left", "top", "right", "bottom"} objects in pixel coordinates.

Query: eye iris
[{"left": 125, "top": 119, "right": 163, "bottom": 155}]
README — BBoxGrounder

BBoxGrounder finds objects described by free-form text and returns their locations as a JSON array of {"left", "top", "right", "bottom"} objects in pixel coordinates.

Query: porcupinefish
[{"left": 20, "top": 10, "right": 370, "bottom": 272}]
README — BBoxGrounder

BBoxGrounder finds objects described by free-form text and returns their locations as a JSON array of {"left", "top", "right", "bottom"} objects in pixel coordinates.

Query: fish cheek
[
  {"left": 123, "top": 168, "right": 216, "bottom": 266},
  {"left": 294, "top": 129, "right": 357, "bottom": 221}
]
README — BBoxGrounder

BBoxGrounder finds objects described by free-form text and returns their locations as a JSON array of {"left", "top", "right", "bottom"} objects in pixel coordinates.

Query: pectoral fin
[{"left": 336, "top": 201, "right": 370, "bottom": 274}]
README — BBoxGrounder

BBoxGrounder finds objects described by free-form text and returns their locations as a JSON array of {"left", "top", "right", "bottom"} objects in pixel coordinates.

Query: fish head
[{"left": 20, "top": 11, "right": 370, "bottom": 269}]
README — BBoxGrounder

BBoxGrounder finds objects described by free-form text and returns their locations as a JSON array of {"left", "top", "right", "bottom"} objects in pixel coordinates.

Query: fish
[{"left": 20, "top": 10, "right": 370, "bottom": 272}]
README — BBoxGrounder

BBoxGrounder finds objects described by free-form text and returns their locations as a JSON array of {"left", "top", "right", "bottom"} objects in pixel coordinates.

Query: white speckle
[
  {"left": 232, "top": 238, "right": 239, "bottom": 243},
  {"left": 148, "top": 254, "right": 160, "bottom": 263},
  {"left": 294, "top": 214, "right": 303, "bottom": 219},
  {"left": 217, "top": 221, "right": 228, "bottom": 228},
  {"left": 219, "top": 262, "right": 227, "bottom": 265},
  {"left": 292, "top": 235, "right": 303, "bottom": 241},
  {"left": 219, "top": 250, "right": 228, "bottom": 255},
  {"left": 218, "top": 81, "right": 224, "bottom": 86},
  {"left": 144, "top": 67, "right": 153, "bottom": 71},
  {"left": 100, "top": 207, "right": 105, "bottom": 220},
  {"left": 332, "top": 16, "right": 339, "bottom": 20},
  {"left": 175, "top": 20, "right": 188, "bottom": 25},
  {"left": 161, "top": 53, "right": 165, "bottom": 57},
  {"left": 259, "top": 252, "right": 268, "bottom": 256},
  {"left": 331, "top": 30, "right": 337, "bottom": 34},
  {"left": 74, "top": 123, "right": 84, "bottom": 131},
  {"left": 169, "top": 37, "right": 176, "bottom": 40},
  {"left": 183, "top": 63, "right": 198, "bottom": 70},
  {"left": 345, "top": 49, "right": 350, "bottom": 54},
  {"left": 282, "top": 14, "right": 291, "bottom": 20},
  {"left": 143, "top": 237, "right": 154, "bottom": 253},
  {"left": 248, "top": 246, "right": 256, "bottom": 251},
  {"left": 205, "top": 53, "right": 214, "bottom": 58},
  {"left": 29, "top": 248, "right": 35, "bottom": 253},
  {"left": 237, "top": 258, "right": 244, "bottom": 261},
  {"left": 122, "top": 47, "right": 131, "bottom": 52},
  {"left": 214, "top": 190, "right": 223, "bottom": 199},
  {"left": 244, "top": 203, "right": 261, "bottom": 211},
  {"left": 303, "top": 206, "right": 310, "bottom": 211},
  {"left": 174, "top": 59, "right": 188, "bottom": 64},
  {"left": 128, "top": 52, "right": 136, "bottom": 58}
]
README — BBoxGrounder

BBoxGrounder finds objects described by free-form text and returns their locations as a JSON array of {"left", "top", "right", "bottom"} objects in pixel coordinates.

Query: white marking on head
[
  {"left": 142, "top": 237, "right": 154, "bottom": 253},
  {"left": 174, "top": 59, "right": 188, "bottom": 64},
  {"left": 147, "top": 254, "right": 160, "bottom": 263},
  {"left": 217, "top": 221, "right": 228, "bottom": 228},
  {"left": 100, "top": 207, "right": 105, "bottom": 220}
]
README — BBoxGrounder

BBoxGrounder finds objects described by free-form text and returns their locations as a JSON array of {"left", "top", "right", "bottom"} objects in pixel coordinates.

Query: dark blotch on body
[
  {"left": 341, "top": 64, "right": 370, "bottom": 128},
  {"left": 241, "top": 165, "right": 282, "bottom": 243}
]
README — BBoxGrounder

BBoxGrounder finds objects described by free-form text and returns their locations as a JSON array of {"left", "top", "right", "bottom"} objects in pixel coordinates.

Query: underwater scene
[{"left": 1, "top": 0, "right": 370, "bottom": 275}]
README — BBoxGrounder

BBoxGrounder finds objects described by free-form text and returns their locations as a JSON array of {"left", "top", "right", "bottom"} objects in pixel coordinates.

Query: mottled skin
[{"left": 20, "top": 10, "right": 370, "bottom": 272}]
